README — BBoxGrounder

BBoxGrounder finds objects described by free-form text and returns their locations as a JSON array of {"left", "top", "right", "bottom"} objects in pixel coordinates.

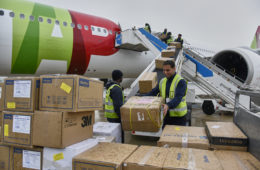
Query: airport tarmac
[{"left": 95, "top": 107, "right": 233, "bottom": 146}]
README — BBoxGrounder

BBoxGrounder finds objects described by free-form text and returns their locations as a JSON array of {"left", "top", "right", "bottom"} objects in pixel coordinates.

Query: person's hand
[{"left": 162, "top": 104, "right": 169, "bottom": 116}]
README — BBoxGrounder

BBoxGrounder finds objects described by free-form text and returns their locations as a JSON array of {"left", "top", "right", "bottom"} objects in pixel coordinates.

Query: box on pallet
[
  {"left": 157, "top": 125, "right": 210, "bottom": 150},
  {"left": 4, "top": 77, "right": 39, "bottom": 112},
  {"left": 33, "top": 111, "right": 94, "bottom": 148},
  {"left": 40, "top": 75, "right": 103, "bottom": 112},
  {"left": 73, "top": 143, "right": 138, "bottom": 170}
]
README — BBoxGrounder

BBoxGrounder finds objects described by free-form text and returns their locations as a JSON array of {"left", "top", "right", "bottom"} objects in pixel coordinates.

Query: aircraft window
[
  {"left": 97, "top": 28, "right": 101, "bottom": 32},
  {"left": 29, "top": 15, "right": 34, "bottom": 21},
  {"left": 47, "top": 18, "right": 52, "bottom": 24},
  {"left": 91, "top": 27, "right": 95, "bottom": 31},
  {"left": 38, "top": 17, "right": 43, "bottom": 22},
  {"left": 109, "top": 30, "right": 112, "bottom": 35},
  {"left": 77, "top": 24, "right": 82, "bottom": 29},
  {"left": 84, "top": 25, "right": 88, "bottom": 30},
  {"left": 103, "top": 29, "right": 107, "bottom": 33},
  {"left": 0, "top": 10, "right": 4, "bottom": 16},
  {"left": 63, "top": 21, "right": 67, "bottom": 27},
  {"left": 20, "top": 13, "right": 25, "bottom": 19},
  {"left": 71, "top": 23, "right": 75, "bottom": 28},
  {"left": 55, "top": 20, "right": 60, "bottom": 25},
  {"left": 9, "top": 12, "right": 15, "bottom": 18}
]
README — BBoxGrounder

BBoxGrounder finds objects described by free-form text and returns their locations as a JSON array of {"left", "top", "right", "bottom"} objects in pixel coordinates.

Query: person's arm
[
  {"left": 166, "top": 79, "right": 187, "bottom": 109},
  {"left": 143, "top": 83, "right": 160, "bottom": 96},
  {"left": 110, "top": 86, "right": 124, "bottom": 118}
]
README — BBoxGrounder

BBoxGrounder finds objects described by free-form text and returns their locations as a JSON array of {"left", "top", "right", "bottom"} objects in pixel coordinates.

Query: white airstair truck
[{"left": 115, "top": 28, "right": 260, "bottom": 137}]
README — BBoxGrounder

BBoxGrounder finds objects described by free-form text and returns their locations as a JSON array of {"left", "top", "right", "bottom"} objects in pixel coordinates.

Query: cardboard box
[
  {"left": 43, "top": 138, "right": 98, "bottom": 170},
  {"left": 0, "top": 83, "right": 4, "bottom": 111},
  {"left": 0, "top": 145, "right": 12, "bottom": 170},
  {"left": 138, "top": 72, "right": 157, "bottom": 94},
  {"left": 161, "top": 50, "right": 176, "bottom": 58},
  {"left": 169, "top": 42, "right": 182, "bottom": 49},
  {"left": 73, "top": 143, "right": 138, "bottom": 170},
  {"left": 158, "top": 125, "right": 210, "bottom": 150},
  {"left": 215, "top": 150, "right": 260, "bottom": 170},
  {"left": 12, "top": 147, "right": 43, "bottom": 170},
  {"left": 163, "top": 147, "right": 223, "bottom": 170},
  {"left": 120, "top": 96, "right": 164, "bottom": 132},
  {"left": 4, "top": 77, "right": 39, "bottom": 112},
  {"left": 123, "top": 146, "right": 168, "bottom": 170},
  {"left": 155, "top": 58, "right": 175, "bottom": 69},
  {"left": 40, "top": 75, "right": 104, "bottom": 112},
  {"left": 205, "top": 122, "right": 248, "bottom": 151},
  {"left": 0, "top": 111, "right": 2, "bottom": 127},
  {"left": 33, "top": 111, "right": 94, "bottom": 148},
  {"left": 2, "top": 111, "right": 34, "bottom": 147},
  {"left": 93, "top": 122, "right": 122, "bottom": 143}
]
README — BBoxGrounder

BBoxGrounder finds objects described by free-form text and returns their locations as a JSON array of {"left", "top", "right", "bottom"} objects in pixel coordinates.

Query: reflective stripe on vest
[
  {"left": 159, "top": 74, "right": 187, "bottom": 117},
  {"left": 105, "top": 84, "right": 124, "bottom": 119}
]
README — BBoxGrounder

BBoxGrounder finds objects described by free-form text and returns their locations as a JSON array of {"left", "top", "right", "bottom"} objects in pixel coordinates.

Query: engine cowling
[{"left": 211, "top": 47, "right": 260, "bottom": 88}]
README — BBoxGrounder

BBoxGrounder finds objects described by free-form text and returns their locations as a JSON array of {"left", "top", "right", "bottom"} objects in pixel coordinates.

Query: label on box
[
  {"left": 7, "top": 102, "right": 16, "bottom": 109},
  {"left": 23, "top": 150, "right": 41, "bottom": 170},
  {"left": 60, "top": 82, "right": 72, "bottom": 94},
  {"left": 53, "top": 152, "right": 64, "bottom": 161},
  {"left": 137, "top": 112, "right": 145, "bottom": 121},
  {"left": 136, "top": 98, "right": 155, "bottom": 105},
  {"left": 13, "top": 80, "right": 31, "bottom": 98},
  {"left": 13, "top": 115, "right": 31, "bottom": 134},
  {"left": 0, "top": 87, "right": 2, "bottom": 99},
  {"left": 4, "top": 124, "right": 9, "bottom": 136}
]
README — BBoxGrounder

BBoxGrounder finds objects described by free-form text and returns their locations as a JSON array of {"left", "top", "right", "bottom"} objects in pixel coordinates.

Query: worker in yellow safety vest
[
  {"left": 145, "top": 60, "right": 187, "bottom": 129},
  {"left": 144, "top": 23, "right": 151, "bottom": 33},
  {"left": 162, "top": 32, "right": 173, "bottom": 45},
  {"left": 174, "top": 33, "right": 184, "bottom": 47},
  {"left": 105, "top": 70, "right": 125, "bottom": 142}
]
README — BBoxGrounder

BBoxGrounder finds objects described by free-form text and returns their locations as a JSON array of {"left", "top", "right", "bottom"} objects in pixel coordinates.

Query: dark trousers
[
  {"left": 162, "top": 113, "right": 187, "bottom": 129},
  {"left": 107, "top": 118, "right": 124, "bottom": 143}
]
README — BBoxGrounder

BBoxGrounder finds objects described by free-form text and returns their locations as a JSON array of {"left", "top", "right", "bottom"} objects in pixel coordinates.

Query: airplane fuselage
[{"left": 0, "top": 0, "right": 155, "bottom": 78}]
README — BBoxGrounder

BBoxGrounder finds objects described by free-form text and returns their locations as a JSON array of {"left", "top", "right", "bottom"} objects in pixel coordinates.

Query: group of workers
[
  {"left": 144, "top": 23, "right": 184, "bottom": 46},
  {"left": 105, "top": 60, "right": 187, "bottom": 143}
]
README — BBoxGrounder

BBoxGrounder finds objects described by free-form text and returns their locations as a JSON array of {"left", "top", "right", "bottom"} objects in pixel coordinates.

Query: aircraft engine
[{"left": 211, "top": 47, "right": 260, "bottom": 88}]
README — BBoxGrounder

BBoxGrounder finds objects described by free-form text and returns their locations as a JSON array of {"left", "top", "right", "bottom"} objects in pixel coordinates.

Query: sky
[{"left": 31, "top": 0, "right": 260, "bottom": 51}]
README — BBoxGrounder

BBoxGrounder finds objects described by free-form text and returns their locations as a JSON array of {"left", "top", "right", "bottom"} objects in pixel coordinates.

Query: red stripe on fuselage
[{"left": 67, "top": 10, "right": 120, "bottom": 74}]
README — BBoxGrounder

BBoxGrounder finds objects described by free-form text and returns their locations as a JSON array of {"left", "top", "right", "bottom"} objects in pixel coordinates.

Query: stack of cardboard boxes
[
  {"left": 156, "top": 122, "right": 260, "bottom": 169},
  {"left": 0, "top": 75, "right": 104, "bottom": 170}
]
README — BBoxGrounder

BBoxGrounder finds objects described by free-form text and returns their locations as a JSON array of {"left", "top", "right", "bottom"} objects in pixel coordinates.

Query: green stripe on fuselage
[
  {"left": 3, "top": 0, "right": 73, "bottom": 74},
  {"left": 251, "top": 35, "right": 257, "bottom": 49}
]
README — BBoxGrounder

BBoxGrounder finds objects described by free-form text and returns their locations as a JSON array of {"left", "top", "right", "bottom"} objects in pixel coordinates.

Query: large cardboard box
[
  {"left": 158, "top": 125, "right": 210, "bottom": 150},
  {"left": 205, "top": 122, "right": 248, "bottom": 151},
  {"left": 161, "top": 50, "right": 176, "bottom": 58},
  {"left": 40, "top": 75, "right": 104, "bottom": 112},
  {"left": 33, "top": 111, "right": 94, "bottom": 148},
  {"left": 4, "top": 77, "right": 39, "bottom": 112},
  {"left": 12, "top": 147, "right": 43, "bottom": 170},
  {"left": 0, "top": 83, "right": 4, "bottom": 111},
  {"left": 93, "top": 122, "right": 122, "bottom": 143},
  {"left": 155, "top": 58, "right": 175, "bottom": 69},
  {"left": 73, "top": 143, "right": 138, "bottom": 170},
  {"left": 2, "top": 111, "right": 34, "bottom": 147},
  {"left": 215, "top": 150, "right": 260, "bottom": 170},
  {"left": 163, "top": 147, "right": 223, "bottom": 170},
  {"left": 169, "top": 42, "right": 182, "bottom": 49},
  {"left": 120, "top": 96, "right": 164, "bottom": 132},
  {"left": 43, "top": 138, "right": 98, "bottom": 170},
  {"left": 0, "top": 145, "right": 12, "bottom": 170},
  {"left": 138, "top": 72, "right": 157, "bottom": 94},
  {"left": 123, "top": 146, "right": 168, "bottom": 170}
]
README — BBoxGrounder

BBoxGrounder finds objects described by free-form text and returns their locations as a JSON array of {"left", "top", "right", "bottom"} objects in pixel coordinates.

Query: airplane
[{"left": 0, "top": 0, "right": 260, "bottom": 90}]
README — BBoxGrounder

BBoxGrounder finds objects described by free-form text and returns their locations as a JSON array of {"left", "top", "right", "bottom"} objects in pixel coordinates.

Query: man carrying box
[
  {"left": 145, "top": 60, "right": 188, "bottom": 128},
  {"left": 105, "top": 70, "right": 125, "bottom": 142}
]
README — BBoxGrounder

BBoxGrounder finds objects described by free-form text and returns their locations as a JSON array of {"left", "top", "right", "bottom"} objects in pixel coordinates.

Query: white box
[
  {"left": 43, "top": 138, "right": 98, "bottom": 170},
  {"left": 93, "top": 122, "right": 122, "bottom": 143}
]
